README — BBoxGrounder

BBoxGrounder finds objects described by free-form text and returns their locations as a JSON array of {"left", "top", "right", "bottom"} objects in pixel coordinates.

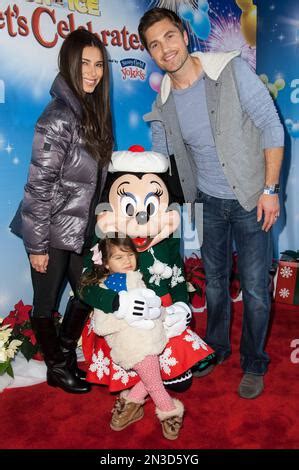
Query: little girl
[{"left": 80, "top": 236, "right": 184, "bottom": 440}]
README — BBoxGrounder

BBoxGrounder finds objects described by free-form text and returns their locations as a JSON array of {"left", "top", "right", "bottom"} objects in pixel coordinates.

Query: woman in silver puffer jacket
[{"left": 12, "top": 29, "right": 114, "bottom": 393}]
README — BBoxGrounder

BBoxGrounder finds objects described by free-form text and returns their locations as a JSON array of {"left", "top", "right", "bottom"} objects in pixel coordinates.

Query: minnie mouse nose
[{"left": 136, "top": 211, "right": 149, "bottom": 225}]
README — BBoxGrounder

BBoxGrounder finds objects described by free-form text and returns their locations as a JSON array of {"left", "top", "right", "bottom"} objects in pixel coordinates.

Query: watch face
[
  {"left": 264, "top": 184, "right": 280, "bottom": 194},
  {"left": 273, "top": 184, "right": 280, "bottom": 193}
]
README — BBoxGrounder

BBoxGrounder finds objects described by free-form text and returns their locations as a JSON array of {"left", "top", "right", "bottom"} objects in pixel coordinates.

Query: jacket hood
[
  {"left": 50, "top": 73, "right": 82, "bottom": 117},
  {"left": 160, "top": 50, "right": 240, "bottom": 104}
]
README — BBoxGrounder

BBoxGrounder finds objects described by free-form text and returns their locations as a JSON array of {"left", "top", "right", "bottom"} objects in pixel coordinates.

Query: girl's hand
[{"left": 29, "top": 254, "right": 49, "bottom": 273}]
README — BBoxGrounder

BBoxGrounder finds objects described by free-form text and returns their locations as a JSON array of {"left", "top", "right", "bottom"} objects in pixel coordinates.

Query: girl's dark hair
[
  {"left": 138, "top": 7, "right": 185, "bottom": 51},
  {"left": 80, "top": 236, "right": 138, "bottom": 291},
  {"left": 58, "top": 29, "right": 113, "bottom": 165}
]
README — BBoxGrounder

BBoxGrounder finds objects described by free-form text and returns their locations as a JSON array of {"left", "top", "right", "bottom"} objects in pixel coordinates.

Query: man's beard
[{"left": 167, "top": 50, "right": 189, "bottom": 75}]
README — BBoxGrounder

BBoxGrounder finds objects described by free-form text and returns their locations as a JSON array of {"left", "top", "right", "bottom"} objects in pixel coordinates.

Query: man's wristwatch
[{"left": 263, "top": 184, "right": 280, "bottom": 195}]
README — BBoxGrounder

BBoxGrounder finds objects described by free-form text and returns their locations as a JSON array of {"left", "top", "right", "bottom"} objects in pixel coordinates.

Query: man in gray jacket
[{"left": 138, "top": 7, "right": 284, "bottom": 399}]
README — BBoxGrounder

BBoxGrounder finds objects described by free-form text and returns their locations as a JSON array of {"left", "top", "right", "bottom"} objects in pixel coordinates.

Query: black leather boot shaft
[
  {"left": 31, "top": 316, "right": 90, "bottom": 393},
  {"left": 60, "top": 297, "right": 91, "bottom": 379}
]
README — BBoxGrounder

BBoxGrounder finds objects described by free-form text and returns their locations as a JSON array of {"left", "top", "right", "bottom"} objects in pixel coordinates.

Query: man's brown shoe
[
  {"left": 238, "top": 373, "right": 264, "bottom": 399},
  {"left": 110, "top": 393, "right": 144, "bottom": 431}
]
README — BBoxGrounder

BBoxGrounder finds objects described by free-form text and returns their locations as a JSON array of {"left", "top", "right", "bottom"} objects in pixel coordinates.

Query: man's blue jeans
[{"left": 197, "top": 191, "right": 272, "bottom": 375}]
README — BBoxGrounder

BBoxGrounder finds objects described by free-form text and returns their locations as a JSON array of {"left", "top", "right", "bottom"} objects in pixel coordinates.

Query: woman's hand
[{"left": 29, "top": 254, "right": 49, "bottom": 273}]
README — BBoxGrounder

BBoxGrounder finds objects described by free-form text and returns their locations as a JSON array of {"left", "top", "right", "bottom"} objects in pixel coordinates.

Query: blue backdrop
[
  {"left": 0, "top": 0, "right": 297, "bottom": 315},
  {"left": 256, "top": 0, "right": 299, "bottom": 257}
]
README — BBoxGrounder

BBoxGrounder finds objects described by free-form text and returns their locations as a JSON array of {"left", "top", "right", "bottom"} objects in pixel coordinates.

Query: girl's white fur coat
[{"left": 92, "top": 271, "right": 167, "bottom": 370}]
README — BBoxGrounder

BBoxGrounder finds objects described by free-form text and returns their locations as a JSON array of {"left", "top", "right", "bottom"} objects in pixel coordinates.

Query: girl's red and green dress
[{"left": 81, "top": 237, "right": 215, "bottom": 391}]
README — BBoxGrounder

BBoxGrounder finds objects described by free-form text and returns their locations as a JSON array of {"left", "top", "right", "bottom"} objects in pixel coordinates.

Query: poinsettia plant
[
  {"left": 1, "top": 300, "right": 42, "bottom": 362},
  {"left": 184, "top": 253, "right": 206, "bottom": 311},
  {"left": 184, "top": 252, "right": 242, "bottom": 311},
  {"left": 1, "top": 300, "right": 61, "bottom": 364},
  {"left": 0, "top": 320, "right": 22, "bottom": 377}
]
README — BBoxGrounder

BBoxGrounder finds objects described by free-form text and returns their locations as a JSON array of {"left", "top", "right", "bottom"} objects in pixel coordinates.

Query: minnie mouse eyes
[
  {"left": 145, "top": 196, "right": 159, "bottom": 218},
  {"left": 120, "top": 195, "right": 137, "bottom": 217},
  {"left": 126, "top": 203, "right": 135, "bottom": 216}
]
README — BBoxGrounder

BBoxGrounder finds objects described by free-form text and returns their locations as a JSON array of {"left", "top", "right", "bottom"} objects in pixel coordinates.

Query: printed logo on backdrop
[
  {"left": 26, "top": 0, "right": 101, "bottom": 16},
  {"left": 3, "top": 2, "right": 143, "bottom": 50},
  {"left": 120, "top": 59, "right": 146, "bottom": 81}
]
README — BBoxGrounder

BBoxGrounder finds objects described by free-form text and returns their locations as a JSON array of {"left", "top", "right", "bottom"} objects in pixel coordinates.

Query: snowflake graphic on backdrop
[
  {"left": 111, "top": 364, "right": 137, "bottom": 385},
  {"left": 184, "top": 328, "right": 208, "bottom": 351},
  {"left": 159, "top": 347, "right": 178, "bottom": 375},
  {"left": 279, "top": 288, "right": 290, "bottom": 299},
  {"left": 89, "top": 349, "right": 110, "bottom": 380},
  {"left": 280, "top": 266, "right": 294, "bottom": 278}
]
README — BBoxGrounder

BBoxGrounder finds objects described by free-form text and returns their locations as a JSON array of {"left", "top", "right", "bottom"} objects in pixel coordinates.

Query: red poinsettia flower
[
  {"left": 1, "top": 313, "right": 17, "bottom": 328},
  {"left": 22, "top": 329, "right": 37, "bottom": 346},
  {"left": 32, "top": 351, "right": 44, "bottom": 361},
  {"left": 1, "top": 300, "right": 62, "bottom": 368},
  {"left": 1, "top": 300, "right": 40, "bottom": 362},
  {"left": 185, "top": 252, "right": 242, "bottom": 306},
  {"left": 184, "top": 253, "right": 206, "bottom": 297},
  {"left": 13, "top": 301, "right": 32, "bottom": 324}
]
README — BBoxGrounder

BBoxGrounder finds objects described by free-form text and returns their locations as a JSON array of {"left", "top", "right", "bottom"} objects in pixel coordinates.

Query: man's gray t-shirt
[{"left": 173, "top": 72, "right": 235, "bottom": 198}]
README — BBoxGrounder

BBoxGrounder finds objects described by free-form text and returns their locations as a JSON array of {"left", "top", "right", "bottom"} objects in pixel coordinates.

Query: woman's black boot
[
  {"left": 59, "top": 297, "right": 91, "bottom": 379},
  {"left": 31, "top": 316, "right": 91, "bottom": 393}
]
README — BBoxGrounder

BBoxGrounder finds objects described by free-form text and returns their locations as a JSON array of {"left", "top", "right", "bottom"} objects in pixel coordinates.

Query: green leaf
[
  {"left": 0, "top": 361, "right": 9, "bottom": 375},
  {"left": 20, "top": 337, "right": 36, "bottom": 361},
  {"left": 6, "top": 362, "right": 14, "bottom": 378},
  {"left": 0, "top": 360, "right": 14, "bottom": 377}
]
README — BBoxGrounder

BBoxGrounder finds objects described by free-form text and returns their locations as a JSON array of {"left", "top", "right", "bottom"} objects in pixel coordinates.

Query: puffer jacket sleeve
[{"left": 21, "top": 104, "right": 74, "bottom": 254}]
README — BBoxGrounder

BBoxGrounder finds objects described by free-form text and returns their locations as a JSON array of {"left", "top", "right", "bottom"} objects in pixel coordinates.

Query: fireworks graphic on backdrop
[
  {"left": 148, "top": 1, "right": 256, "bottom": 69},
  {"left": 205, "top": 13, "right": 256, "bottom": 69},
  {"left": 149, "top": 0, "right": 197, "bottom": 12}
]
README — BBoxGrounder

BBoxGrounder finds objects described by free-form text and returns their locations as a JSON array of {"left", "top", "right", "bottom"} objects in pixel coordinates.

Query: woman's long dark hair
[
  {"left": 58, "top": 29, "right": 113, "bottom": 165},
  {"left": 80, "top": 236, "right": 138, "bottom": 292}
]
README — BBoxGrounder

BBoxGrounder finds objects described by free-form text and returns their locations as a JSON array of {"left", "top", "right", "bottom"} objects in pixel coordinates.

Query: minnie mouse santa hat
[{"left": 108, "top": 145, "right": 169, "bottom": 173}]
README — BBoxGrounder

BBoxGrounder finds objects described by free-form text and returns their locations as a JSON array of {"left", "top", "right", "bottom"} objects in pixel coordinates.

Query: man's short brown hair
[{"left": 138, "top": 7, "right": 185, "bottom": 51}]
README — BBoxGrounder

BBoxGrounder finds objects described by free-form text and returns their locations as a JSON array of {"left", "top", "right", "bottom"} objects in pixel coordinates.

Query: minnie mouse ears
[{"left": 108, "top": 145, "right": 169, "bottom": 173}]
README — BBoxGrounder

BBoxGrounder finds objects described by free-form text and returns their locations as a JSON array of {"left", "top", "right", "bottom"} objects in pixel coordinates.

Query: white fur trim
[
  {"left": 156, "top": 398, "right": 184, "bottom": 421},
  {"left": 93, "top": 308, "right": 125, "bottom": 336},
  {"left": 92, "top": 274, "right": 167, "bottom": 370},
  {"left": 109, "top": 150, "right": 169, "bottom": 173},
  {"left": 109, "top": 319, "right": 167, "bottom": 370},
  {"left": 160, "top": 50, "right": 241, "bottom": 104},
  {"left": 126, "top": 271, "right": 146, "bottom": 290},
  {"left": 120, "top": 389, "right": 130, "bottom": 399}
]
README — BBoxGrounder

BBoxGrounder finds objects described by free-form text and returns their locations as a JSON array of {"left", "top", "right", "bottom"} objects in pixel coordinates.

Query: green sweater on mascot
[{"left": 81, "top": 145, "right": 214, "bottom": 392}]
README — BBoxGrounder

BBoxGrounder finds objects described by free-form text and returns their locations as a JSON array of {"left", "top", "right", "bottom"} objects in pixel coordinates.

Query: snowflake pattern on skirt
[
  {"left": 82, "top": 319, "right": 215, "bottom": 392},
  {"left": 183, "top": 328, "right": 209, "bottom": 351},
  {"left": 89, "top": 349, "right": 110, "bottom": 380}
]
